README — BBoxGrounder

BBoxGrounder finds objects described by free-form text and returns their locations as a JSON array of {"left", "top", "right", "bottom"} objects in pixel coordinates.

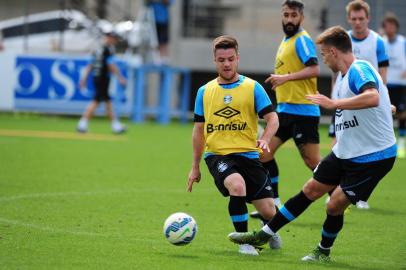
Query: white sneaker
[
  {"left": 356, "top": 200, "right": 370, "bottom": 210},
  {"left": 269, "top": 232, "right": 282, "bottom": 249},
  {"left": 238, "top": 244, "right": 259, "bottom": 255},
  {"left": 77, "top": 119, "right": 88, "bottom": 133},
  {"left": 112, "top": 121, "right": 126, "bottom": 134}
]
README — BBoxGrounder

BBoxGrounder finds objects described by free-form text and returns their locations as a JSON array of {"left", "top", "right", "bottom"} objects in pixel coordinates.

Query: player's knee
[
  {"left": 302, "top": 180, "right": 324, "bottom": 201},
  {"left": 227, "top": 180, "right": 246, "bottom": 196},
  {"left": 326, "top": 202, "right": 345, "bottom": 216},
  {"left": 257, "top": 200, "right": 276, "bottom": 220},
  {"left": 304, "top": 157, "right": 320, "bottom": 171}
]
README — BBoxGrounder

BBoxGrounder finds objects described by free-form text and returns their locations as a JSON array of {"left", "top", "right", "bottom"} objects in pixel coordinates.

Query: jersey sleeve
[
  {"left": 376, "top": 36, "right": 389, "bottom": 67},
  {"left": 295, "top": 35, "right": 318, "bottom": 66},
  {"left": 194, "top": 85, "right": 206, "bottom": 122},
  {"left": 348, "top": 62, "right": 379, "bottom": 95},
  {"left": 254, "top": 82, "right": 273, "bottom": 118}
]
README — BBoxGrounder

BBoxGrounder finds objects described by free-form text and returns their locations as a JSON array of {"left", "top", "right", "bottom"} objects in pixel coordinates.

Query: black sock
[
  {"left": 267, "top": 191, "right": 313, "bottom": 232},
  {"left": 263, "top": 159, "right": 279, "bottom": 198},
  {"left": 320, "top": 214, "right": 343, "bottom": 249},
  {"left": 229, "top": 196, "right": 248, "bottom": 232}
]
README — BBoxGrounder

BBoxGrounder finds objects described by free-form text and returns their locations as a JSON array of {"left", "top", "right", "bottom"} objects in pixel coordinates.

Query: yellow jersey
[
  {"left": 275, "top": 30, "right": 317, "bottom": 105},
  {"left": 194, "top": 75, "right": 272, "bottom": 156}
]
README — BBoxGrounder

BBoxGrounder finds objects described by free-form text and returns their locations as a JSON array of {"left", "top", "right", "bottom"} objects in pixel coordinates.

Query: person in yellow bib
[
  {"left": 187, "top": 35, "right": 281, "bottom": 255},
  {"left": 251, "top": 0, "right": 320, "bottom": 218}
]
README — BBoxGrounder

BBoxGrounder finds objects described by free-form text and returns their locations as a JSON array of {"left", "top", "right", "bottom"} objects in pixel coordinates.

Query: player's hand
[
  {"left": 391, "top": 104, "right": 396, "bottom": 115},
  {"left": 187, "top": 168, "right": 201, "bottom": 192},
  {"left": 265, "top": 74, "right": 289, "bottom": 90},
  {"left": 257, "top": 139, "right": 270, "bottom": 152},
  {"left": 79, "top": 79, "right": 87, "bottom": 90},
  {"left": 306, "top": 92, "right": 337, "bottom": 110}
]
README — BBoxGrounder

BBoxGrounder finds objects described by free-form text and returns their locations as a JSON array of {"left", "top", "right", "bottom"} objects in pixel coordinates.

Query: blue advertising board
[{"left": 14, "top": 54, "right": 130, "bottom": 116}]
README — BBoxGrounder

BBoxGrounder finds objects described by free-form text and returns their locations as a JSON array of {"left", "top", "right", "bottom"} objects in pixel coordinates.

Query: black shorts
[
  {"left": 388, "top": 85, "right": 406, "bottom": 113},
  {"left": 205, "top": 154, "right": 273, "bottom": 203},
  {"left": 314, "top": 152, "right": 396, "bottom": 204},
  {"left": 156, "top": 23, "right": 169, "bottom": 44},
  {"left": 93, "top": 77, "right": 110, "bottom": 102},
  {"left": 275, "top": 112, "right": 320, "bottom": 145}
]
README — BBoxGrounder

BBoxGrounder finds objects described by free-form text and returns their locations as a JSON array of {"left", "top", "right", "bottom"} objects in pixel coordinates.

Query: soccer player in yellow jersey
[
  {"left": 252, "top": 0, "right": 320, "bottom": 217},
  {"left": 187, "top": 35, "right": 281, "bottom": 255}
]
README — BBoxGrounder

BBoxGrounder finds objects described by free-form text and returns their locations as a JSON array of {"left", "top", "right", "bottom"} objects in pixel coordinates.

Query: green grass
[{"left": 0, "top": 113, "right": 405, "bottom": 270}]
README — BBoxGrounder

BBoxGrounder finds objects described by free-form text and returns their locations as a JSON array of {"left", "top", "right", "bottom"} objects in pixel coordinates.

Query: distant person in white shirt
[{"left": 382, "top": 12, "right": 406, "bottom": 159}]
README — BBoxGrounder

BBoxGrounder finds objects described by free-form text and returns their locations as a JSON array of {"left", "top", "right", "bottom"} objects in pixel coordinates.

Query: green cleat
[
  {"left": 228, "top": 230, "right": 270, "bottom": 248},
  {"left": 301, "top": 247, "right": 331, "bottom": 262}
]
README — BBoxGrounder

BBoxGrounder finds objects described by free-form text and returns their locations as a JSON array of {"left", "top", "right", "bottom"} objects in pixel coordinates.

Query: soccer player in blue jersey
[
  {"left": 228, "top": 26, "right": 396, "bottom": 262},
  {"left": 382, "top": 13, "right": 406, "bottom": 158},
  {"left": 327, "top": 0, "right": 390, "bottom": 209},
  {"left": 187, "top": 35, "right": 281, "bottom": 255}
]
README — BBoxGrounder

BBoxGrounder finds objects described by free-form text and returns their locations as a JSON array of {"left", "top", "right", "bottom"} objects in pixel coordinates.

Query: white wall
[{"left": 0, "top": 52, "right": 16, "bottom": 111}]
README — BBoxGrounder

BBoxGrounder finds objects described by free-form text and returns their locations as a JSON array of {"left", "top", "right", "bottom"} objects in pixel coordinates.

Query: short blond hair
[
  {"left": 346, "top": 0, "right": 370, "bottom": 18},
  {"left": 212, "top": 35, "right": 238, "bottom": 54}
]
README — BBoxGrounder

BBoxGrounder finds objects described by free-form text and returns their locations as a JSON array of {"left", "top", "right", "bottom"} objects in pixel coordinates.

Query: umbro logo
[
  {"left": 265, "top": 186, "right": 272, "bottom": 191},
  {"left": 335, "top": 109, "right": 343, "bottom": 117},
  {"left": 346, "top": 190, "right": 356, "bottom": 196},
  {"left": 214, "top": 106, "right": 240, "bottom": 119}
]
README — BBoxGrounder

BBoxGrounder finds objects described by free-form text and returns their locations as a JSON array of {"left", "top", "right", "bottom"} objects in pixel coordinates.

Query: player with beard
[
  {"left": 250, "top": 0, "right": 320, "bottom": 218},
  {"left": 187, "top": 35, "right": 282, "bottom": 255}
]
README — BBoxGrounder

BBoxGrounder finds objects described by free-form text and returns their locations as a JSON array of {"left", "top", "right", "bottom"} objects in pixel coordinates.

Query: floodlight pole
[
  {"left": 59, "top": 0, "right": 66, "bottom": 51},
  {"left": 23, "top": 0, "right": 30, "bottom": 52}
]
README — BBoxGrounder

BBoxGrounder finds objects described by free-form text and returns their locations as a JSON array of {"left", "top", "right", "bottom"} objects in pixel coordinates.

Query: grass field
[{"left": 0, "top": 113, "right": 405, "bottom": 270}]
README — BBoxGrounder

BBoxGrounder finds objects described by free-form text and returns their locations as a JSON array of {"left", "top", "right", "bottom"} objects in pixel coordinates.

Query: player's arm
[
  {"left": 306, "top": 88, "right": 379, "bottom": 110},
  {"left": 377, "top": 36, "right": 389, "bottom": 84},
  {"left": 378, "top": 67, "right": 387, "bottom": 85},
  {"left": 188, "top": 86, "right": 205, "bottom": 192},
  {"left": 254, "top": 82, "right": 279, "bottom": 151},
  {"left": 108, "top": 58, "right": 127, "bottom": 86},
  {"left": 79, "top": 63, "right": 93, "bottom": 89},
  {"left": 188, "top": 122, "right": 204, "bottom": 192},
  {"left": 307, "top": 62, "right": 380, "bottom": 110},
  {"left": 257, "top": 112, "right": 279, "bottom": 152},
  {"left": 265, "top": 35, "right": 320, "bottom": 89}
]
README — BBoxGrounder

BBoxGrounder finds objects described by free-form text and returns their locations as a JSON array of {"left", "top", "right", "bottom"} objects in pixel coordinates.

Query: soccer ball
[{"left": 163, "top": 212, "right": 197, "bottom": 246}]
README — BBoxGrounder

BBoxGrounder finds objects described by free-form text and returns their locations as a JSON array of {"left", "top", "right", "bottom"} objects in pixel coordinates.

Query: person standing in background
[
  {"left": 382, "top": 13, "right": 406, "bottom": 158},
  {"left": 147, "top": 0, "right": 173, "bottom": 64},
  {"left": 77, "top": 31, "right": 127, "bottom": 134}
]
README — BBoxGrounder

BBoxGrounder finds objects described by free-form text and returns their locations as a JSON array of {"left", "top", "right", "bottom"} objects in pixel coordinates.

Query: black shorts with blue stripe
[
  {"left": 205, "top": 154, "right": 273, "bottom": 203},
  {"left": 313, "top": 152, "right": 395, "bottom": 204}
]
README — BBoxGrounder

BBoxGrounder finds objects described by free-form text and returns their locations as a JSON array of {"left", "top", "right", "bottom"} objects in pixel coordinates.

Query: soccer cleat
[
  {"left": 76, "top": 126, "right": 88, "bottom": 133},
  {"left": 228, "top": 230, "right": 270, "bottom": 248},
  {"left": 112, "top": 124, "right": 127, "bottom": 134},
  {"left": 249, "top": 211, "right": 261, "bottom": 219},
  {"left": 301, "top": 247, "right": 331, "bottom": 262},
  {"left": 269, "top": 232, "right": 282, "bottom": 249},
  {"left": 238, "top": 244, "right": 259, "bottom": 255},
  {"left": 356, "top": 200, "right": 370, "bottom": 210}
]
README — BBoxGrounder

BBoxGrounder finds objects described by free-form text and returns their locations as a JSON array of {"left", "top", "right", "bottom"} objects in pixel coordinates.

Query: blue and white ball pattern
[{"left": 163, "top": 212, "right": 197, "bottom": 245}]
